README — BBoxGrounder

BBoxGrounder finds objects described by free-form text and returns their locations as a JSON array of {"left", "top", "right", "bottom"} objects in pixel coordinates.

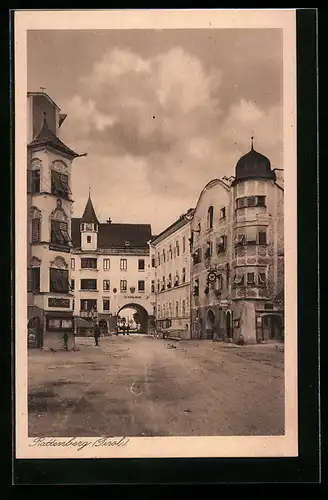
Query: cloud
[{"left": 59, "top": 45, "right": 282, "bottom": 233}]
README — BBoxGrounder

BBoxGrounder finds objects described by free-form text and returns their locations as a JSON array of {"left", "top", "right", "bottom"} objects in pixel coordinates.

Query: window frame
[
  {"left": 31, "top": 218, "right": 41, "bottom": 243},
  {"left": 103, "top": 298, "right": 110, "bottom": 311},
  {"left": 138, "top": 259, "right": 145, "bottom": 271},
  {"left": 103, "top": 279, "right": 111, "bottom": 291},
  {"left": 80, "top": 278, "right": 97, "bottom": 291},
  {"left": 120, "top": 258, "right": 128, "bottom": 271},
  {"left": 120, "top": 279, "right": 127, "bottom": 292},
  {"left": 138, "top": 280, "right": 145, "bottom": 292},
  {"left": 103, "top": 258, "right": 110, "bottom": 270},
  {"left": 31, "top": 169, "right": 41, "bottom": 194},
  {"left": 81, "top": 258, "right": 97, "bottom": 269},
  {"left": 49, "top": 267, "right": 69, "bottom": 293}
]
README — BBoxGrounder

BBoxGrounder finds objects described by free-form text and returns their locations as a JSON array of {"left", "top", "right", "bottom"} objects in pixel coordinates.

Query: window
[
  {"left": 32, "top": 218, "right": 40, "bottom": 243},
  {"left": 182, "top": 236, "right": 186, "bottom": 253},
  {"left": 257, "top": 195, "right": 266, "bottom": 206},
  {"left": 182, "top": 300, "right": 186, "bottom": 317},
  {"left": 71, "top": 258, "right": 75, "bottom": 270},
  {"left": 151, "top": 257, "right": 155, "bottom": 267},
  {"left": 87, "top": 235, "right": 91, "bottom": 243},
  {"left": 175, "top": 241, "right": 180, "bottom": 257},
  {"left": 236, "top": 196, "right": 266, "bottom": 209},
  {"left": 162, "top": 277, "right": 165, "bottom": 291},
  {"left": 138, "top": 259, "right": 145, "bottom": 271},
  {"left": 167, "top": 273, "right": 172, "bottom": 288},
  {"left": 247, "top": 196, "right": 256, "bottom": 207},
  {"left": 80, "top": 279, "right": 97, "bottom": 290},
  {"left": 103, "top": 299, "right": 110, "bottom": 311},
  {"left": 258, "top": 271, "right": 267, "bottom": 285},
  {"left": 49, "top": 268, "right": 69, "bottom": 293},
  {"left": 151, "top": 280, "right": 155, "bottom": 293},
  {"left": 31, "top": 170, "right": 40, "bottom": 193},
  {"left": 80, "top": 299, "right": 97, "bottom": 311},
  {"left": 51, "top": 220, "right": 70, "bottom": 246},
  {"left": 120, "top": 280, "right": 127, "bottom": 291},
  {"left": 233, "top": 271, "right": 245, "bottom": 286},
  {"left": 246, "top": 227, "right": 257, "bottom": 245},
  {"left": 174, "top": 273, "right": 179, "bottom": 286},
  {"left": 27, "top": 267, "right": 40, "bottom": 292},
  {"left": 207, "top": 206, "right": 214, "bottom": 229},
  {"left": 103, "top": 280, "right": 110, "bottom": 291},
  {"left": 258, "top": 230, "right": 267, "bottom": 245},
  {"left": 157, "top": 252, "right": 160, "bottom": 266},
  {"left": 138, "top": 280, "right": 145, "bottom": 292},
  {"left": 161, "top": 249, "right": 165, "bottom": 263},
  {"left": 120, "top": 259, "right": 127, "bottom": 270},
  {"left": 51, "top": 170, "right": 70, "bottom": 199},
  {"left": 235, "top": 233, "right": 246, "bottom": 246},
  {"left": 193, "top": 279, "right": 199, "bottom": 296},
  {"left": 157, "top": 279, "right": 160, "bottom": 292},
  {"left": 81, "top": 258, "right": 97, "bottom": 269},
  {"left": 192, "top": 247, "right": 202, "bottom": 265},
  {"left": 182, "top": 267, "right": 186, "bottom": 283},
  {"left": 247, "top": 272, "right": 256, "bottom": 284},
  {"left": 169, "top": 245, "right": 173, "bottom": 260},
  {"left": 103, "top": 258, "right": 110, "bottom": 270},
  {"left": 175, "top": 301, "right": 179, "bottom": 317},
  {"left": 217, "top": 235, "right": 226, "bottom": 253},
  {"left": 220, "top": 206, "right": 226, "bottom": 219},
  {"left": 70, "top": 279, "right": 75, "bottom": 291},
  {"left": 205, "top": 241, "right": 213, "bottom": 259}
]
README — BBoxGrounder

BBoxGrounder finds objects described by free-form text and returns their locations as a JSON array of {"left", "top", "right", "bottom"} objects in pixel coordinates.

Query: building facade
[
  {"left": 150, "top": 211, "right": 193, "bottom": 339},
  {"left": 27, "top": 91, "right": 81, "bottom": 350},
  {"left": 190, "top": 143, "right": 284, "bottom": 344},
  {"left": 70, "top": 195, "right": 155, "bottom": 334}
]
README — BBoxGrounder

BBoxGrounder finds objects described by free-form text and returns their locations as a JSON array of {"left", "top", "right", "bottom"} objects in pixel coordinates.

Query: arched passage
[
  {"left": 205, "top": 309, "right": 215, "bottom": 340},
  {"left": 259, "top": 313, "right": 284, "bottom": 342},
  {"left": 117, "top": 303, "right": 149, "bottom": 334}
]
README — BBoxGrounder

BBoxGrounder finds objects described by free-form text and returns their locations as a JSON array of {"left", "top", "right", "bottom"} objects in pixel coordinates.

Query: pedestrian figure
[
  {"left": 94, "top": 323, "right": 101, "bottom": 346},
  {"left": 126, "top": 324, "right": 130, "bottom": 335},
  {"left": 63, "top": 332, "right": 68, "bottom": 351}
]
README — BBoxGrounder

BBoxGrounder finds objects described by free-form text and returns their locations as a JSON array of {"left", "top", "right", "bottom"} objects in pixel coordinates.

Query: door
[{"left": 226, "top": 310, "right": 233, "bottom": 339}]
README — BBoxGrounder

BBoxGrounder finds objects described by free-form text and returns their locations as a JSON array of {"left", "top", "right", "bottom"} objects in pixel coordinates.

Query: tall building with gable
[
  {"left": 190, "top": 140, "right": 284, "bottom": 343},
  {"left": 70, "top": 195, "right": 155, "bottom": 334},
  {"left": 27, "top": 91, "right": 81, "bottom": 350}
]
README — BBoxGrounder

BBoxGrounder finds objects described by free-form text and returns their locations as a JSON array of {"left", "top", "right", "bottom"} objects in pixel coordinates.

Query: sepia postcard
[{"left": 14, "top": 9, "right": 298, "bottom": 460}]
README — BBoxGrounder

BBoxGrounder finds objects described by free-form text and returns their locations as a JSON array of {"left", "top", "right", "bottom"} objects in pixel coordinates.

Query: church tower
[{"left": 80, "top": 194, "right": 99, "bottom": 251}]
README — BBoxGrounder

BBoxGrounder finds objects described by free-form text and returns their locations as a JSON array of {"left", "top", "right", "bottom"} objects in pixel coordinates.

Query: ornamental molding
[
  {"left": 51, "top": 159, "right": 69, "bottom": 173},
  {"left": 31, "top": 157, "right": 42, "bottom": 169},
  {"left": 50, "top": 256, "right": 68, "bottom": 269},
  {"left": 30, "top": 206, "right": 42, "bottom": 219},
  {"left": 50, "top": 200, "right": 68, "bottom": 221},
  {"left": 30, "top": 256, "right": 41, "bottom": 267}
]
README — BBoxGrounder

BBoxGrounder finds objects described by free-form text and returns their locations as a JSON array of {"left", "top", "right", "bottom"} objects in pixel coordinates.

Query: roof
[
  {"left": 81, "top": 196, "right": 99, "bottom": 224},
  {"left": 71, "top": 218, "right": 152, "bottom": 249},
  {"left": 27, "top": 91, "right": 61, "bottom": 111},
  {"left": 28, "top": 115, "right": 79, "bottom": 158},
  {"left": 234, "top": 143, "right": 276, "bottom": 184},
  {"left": 151, "top": 210, "right": 193, "bottom": 245}
]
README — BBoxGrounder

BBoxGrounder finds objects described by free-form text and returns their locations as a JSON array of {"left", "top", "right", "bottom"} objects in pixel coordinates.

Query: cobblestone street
[{"left": 28, "top": 335, "right": 284, "bottom": 437}]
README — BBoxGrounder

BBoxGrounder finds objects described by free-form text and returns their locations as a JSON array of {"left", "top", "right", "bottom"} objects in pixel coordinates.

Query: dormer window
[{"left": 125, "top": 241, "right": 131, "bottom": 247}]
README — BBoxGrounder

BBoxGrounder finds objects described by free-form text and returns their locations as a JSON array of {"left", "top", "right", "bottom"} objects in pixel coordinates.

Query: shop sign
[
  {"left": 123, "top": 295, "right": 142, "bottom": 300},
  {"left": 48, "top": 298, "right": 70, "bottom": 308}
]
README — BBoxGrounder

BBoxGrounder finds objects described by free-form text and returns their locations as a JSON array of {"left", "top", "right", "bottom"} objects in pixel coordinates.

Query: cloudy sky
[{"left": 27, "top": 29, "right": 283, "bottom": 234}]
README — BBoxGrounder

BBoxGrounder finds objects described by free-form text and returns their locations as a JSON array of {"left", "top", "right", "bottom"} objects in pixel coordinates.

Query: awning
[{"left": 75, "top": 317, "right": 92, "bottom": 328}]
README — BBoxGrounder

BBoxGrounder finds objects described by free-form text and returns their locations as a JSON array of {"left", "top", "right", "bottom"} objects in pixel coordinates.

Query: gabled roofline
[
  {"left": 150, "top": 212, "right": 193, "bottom": 245},
  {"left": 27, "top": 91, "right": 61, "bottom": 112},
  {"left": 192, "top": 178, "right": 231, "bottom": 221}
]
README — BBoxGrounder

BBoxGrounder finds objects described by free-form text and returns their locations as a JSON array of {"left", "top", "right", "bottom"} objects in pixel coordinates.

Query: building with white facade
[
  {"left": 150, "top": 210, "right": 193, "bottom": 339},
  {"left": 190, "top": 141, "right": 284, "bottom": 344},
  {"left": 70, "top": 195, "right": 155, "bottom": 334},
  {"left": 27, "top": 91, "right": 82, "bottom": 350}
]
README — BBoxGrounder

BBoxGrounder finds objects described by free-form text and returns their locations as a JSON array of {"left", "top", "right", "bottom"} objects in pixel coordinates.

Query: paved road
[{"left": 28, "top": 335, "right": 284, "bottom": 437}]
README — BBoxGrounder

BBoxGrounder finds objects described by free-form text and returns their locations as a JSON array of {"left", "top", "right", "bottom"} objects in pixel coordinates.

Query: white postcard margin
[{"left": 14, "top": 9, "right": 298, "bottom": 459}]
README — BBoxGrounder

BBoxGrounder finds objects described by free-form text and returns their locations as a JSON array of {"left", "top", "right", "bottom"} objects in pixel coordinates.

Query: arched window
[{"left": 207, "top": 206, "right": 214, "bottom": 229}]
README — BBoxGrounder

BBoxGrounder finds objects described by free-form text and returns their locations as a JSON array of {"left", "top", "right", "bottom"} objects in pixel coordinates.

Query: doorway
[
  {"left": 226, "top": 310, "right": 233, "bottom": 339},
  {"left": 206, "top": 309, "right": 215, "bottom": 340}
]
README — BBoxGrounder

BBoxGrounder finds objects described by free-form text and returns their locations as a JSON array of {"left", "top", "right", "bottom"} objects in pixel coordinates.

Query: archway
[
  {"left": 98, "top": 319, "right": 108, "bottom": 335},
  {"left": 117, "top": 303, "right": 149, "bottom": 334},
  {"left": 28, "top": 316, "right": 42, "bottom": 348},
  {"left": 205, "top": 309, "right": 215, "bottom": 340}
]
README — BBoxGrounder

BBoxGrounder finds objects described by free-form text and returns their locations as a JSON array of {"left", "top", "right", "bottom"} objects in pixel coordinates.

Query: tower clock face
[{"left": 86, "top": 223, "right": 93, "bottom": 230}]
